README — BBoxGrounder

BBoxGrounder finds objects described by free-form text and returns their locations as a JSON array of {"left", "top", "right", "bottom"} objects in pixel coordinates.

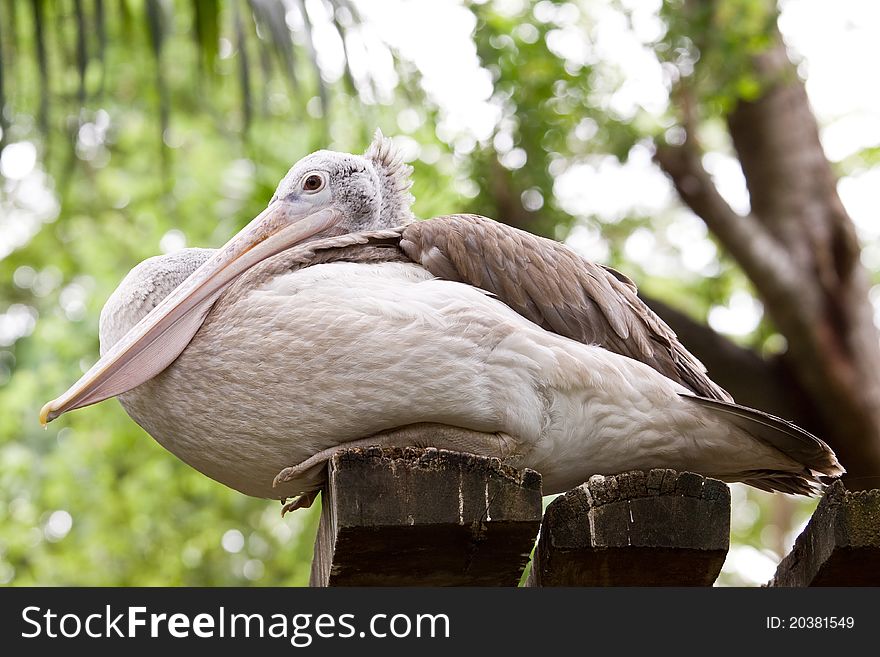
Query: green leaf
[
  {"left": 145, "top": 0, "right": 169, "bottom": 160},
  {"left": 248, "top": 0, "right": 298, "bottom": 94},
  {"left": 73, "top": 0, "right": 88, "bottom": 105},
  {"left": 232, "top": 0, "right": 252, "bottom": 133},
  {"left": 31, "top": 0, "right": 50, "bottom": 137},
  {"left": 192, "top": 0, "right": 220, "bottom": 76}
]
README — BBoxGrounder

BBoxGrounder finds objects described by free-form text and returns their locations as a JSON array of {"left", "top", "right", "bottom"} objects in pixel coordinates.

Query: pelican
[{"left": 41, "top": 132, "right": 842, "bottom": 511}]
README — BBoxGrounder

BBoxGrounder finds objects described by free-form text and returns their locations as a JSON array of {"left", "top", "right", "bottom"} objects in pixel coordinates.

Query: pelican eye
[{"left": 302, "top": 173, "right": 326, "bottom": 193}]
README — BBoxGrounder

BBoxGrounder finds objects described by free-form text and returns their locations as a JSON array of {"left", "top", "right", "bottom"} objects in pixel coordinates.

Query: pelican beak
[{"left": 40, "top": 200, "right": 343, "bottom": 425}]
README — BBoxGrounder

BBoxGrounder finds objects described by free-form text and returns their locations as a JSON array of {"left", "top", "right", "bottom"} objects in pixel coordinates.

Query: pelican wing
[{"left": 399, "top": 214, "right": 732, "bottom": 402}]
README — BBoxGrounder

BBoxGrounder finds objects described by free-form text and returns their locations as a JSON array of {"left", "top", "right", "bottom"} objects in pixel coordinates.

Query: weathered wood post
[
  {"left": 526, "top": 469, "right": 731, "bottom": 586},
  {"left": 310, "top": 446, "right": 543, "bottom": 586},
  {"left": 769, "top": 482, "right": 880, "bottom": 586}
]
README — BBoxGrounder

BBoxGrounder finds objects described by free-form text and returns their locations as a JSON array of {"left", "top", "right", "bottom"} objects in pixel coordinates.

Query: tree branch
[{"left": 653, "top": 137, "right": 803, "bottom": 313}]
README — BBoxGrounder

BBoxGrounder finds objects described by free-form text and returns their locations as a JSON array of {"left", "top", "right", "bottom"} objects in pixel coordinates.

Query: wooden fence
[{"left": 308, "top": 447, "right": 880, "bottom": 586}]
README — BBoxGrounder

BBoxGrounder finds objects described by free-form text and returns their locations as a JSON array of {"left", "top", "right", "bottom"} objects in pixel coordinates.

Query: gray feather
[{"left": 681, "top": 394, "right": 844, "bottom": 479}]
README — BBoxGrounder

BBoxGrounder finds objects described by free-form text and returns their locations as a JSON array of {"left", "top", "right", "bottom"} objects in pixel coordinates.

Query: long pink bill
[{"left": 40, "top": 202, "right": 343, "bottom": 425}]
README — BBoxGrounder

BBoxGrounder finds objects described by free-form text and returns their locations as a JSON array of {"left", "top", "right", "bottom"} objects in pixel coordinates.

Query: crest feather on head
[{"left": 364, "top": 129, "right": 415, "bottom": 225}]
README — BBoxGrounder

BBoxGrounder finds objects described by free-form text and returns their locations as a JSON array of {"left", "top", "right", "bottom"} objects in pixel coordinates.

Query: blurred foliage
[{"left": 0, "top": 0, "right": 864, "bottom": 586}]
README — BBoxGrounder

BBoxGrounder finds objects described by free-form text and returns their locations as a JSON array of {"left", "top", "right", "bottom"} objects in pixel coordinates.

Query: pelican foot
[
  {"left": 273, "top": 436, "right": 391, "bottom": 488},
  {"left": 281, "top": 491, "right": 319, "bottom": 517},
  {"left": 272, "top": 424, "right": 525, "bottom": 490}
]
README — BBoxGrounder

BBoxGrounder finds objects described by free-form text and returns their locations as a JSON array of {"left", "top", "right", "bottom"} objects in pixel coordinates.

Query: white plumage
[{"left": 101, "top": 257, "right": 813, "bottom": 500}]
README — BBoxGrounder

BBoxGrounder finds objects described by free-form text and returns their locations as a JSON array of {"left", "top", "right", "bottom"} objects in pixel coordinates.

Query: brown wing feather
[{"left": 400, "top": 214, "right": 732, "bottom": 402}]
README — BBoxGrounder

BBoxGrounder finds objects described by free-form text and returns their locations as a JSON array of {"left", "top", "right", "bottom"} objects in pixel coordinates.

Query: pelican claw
[
  {"left": 273, "top": 466, "right": 298, "bottom": 488},
  {"left": 280, "top": 491, "right": 319, "bottom": 516}
]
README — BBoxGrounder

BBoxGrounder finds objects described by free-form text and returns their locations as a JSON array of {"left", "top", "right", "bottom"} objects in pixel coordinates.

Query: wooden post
[
  {"left": 526, "top": 470, "right": 730, "bottom": 586},
  {"left": 309, "top": 446, "right": 543, "bottom": 586},
  {"left": 769, "top": 481, "right": 880, "bottom": 586}
]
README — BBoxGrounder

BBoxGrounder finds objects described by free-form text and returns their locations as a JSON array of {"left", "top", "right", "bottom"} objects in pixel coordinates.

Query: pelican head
[
  {"left": 40, "top": 130, "right": 414, "bottom": 424},
  {"left": 272, "top": 131, "right": 414, "bottom": 232}
]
